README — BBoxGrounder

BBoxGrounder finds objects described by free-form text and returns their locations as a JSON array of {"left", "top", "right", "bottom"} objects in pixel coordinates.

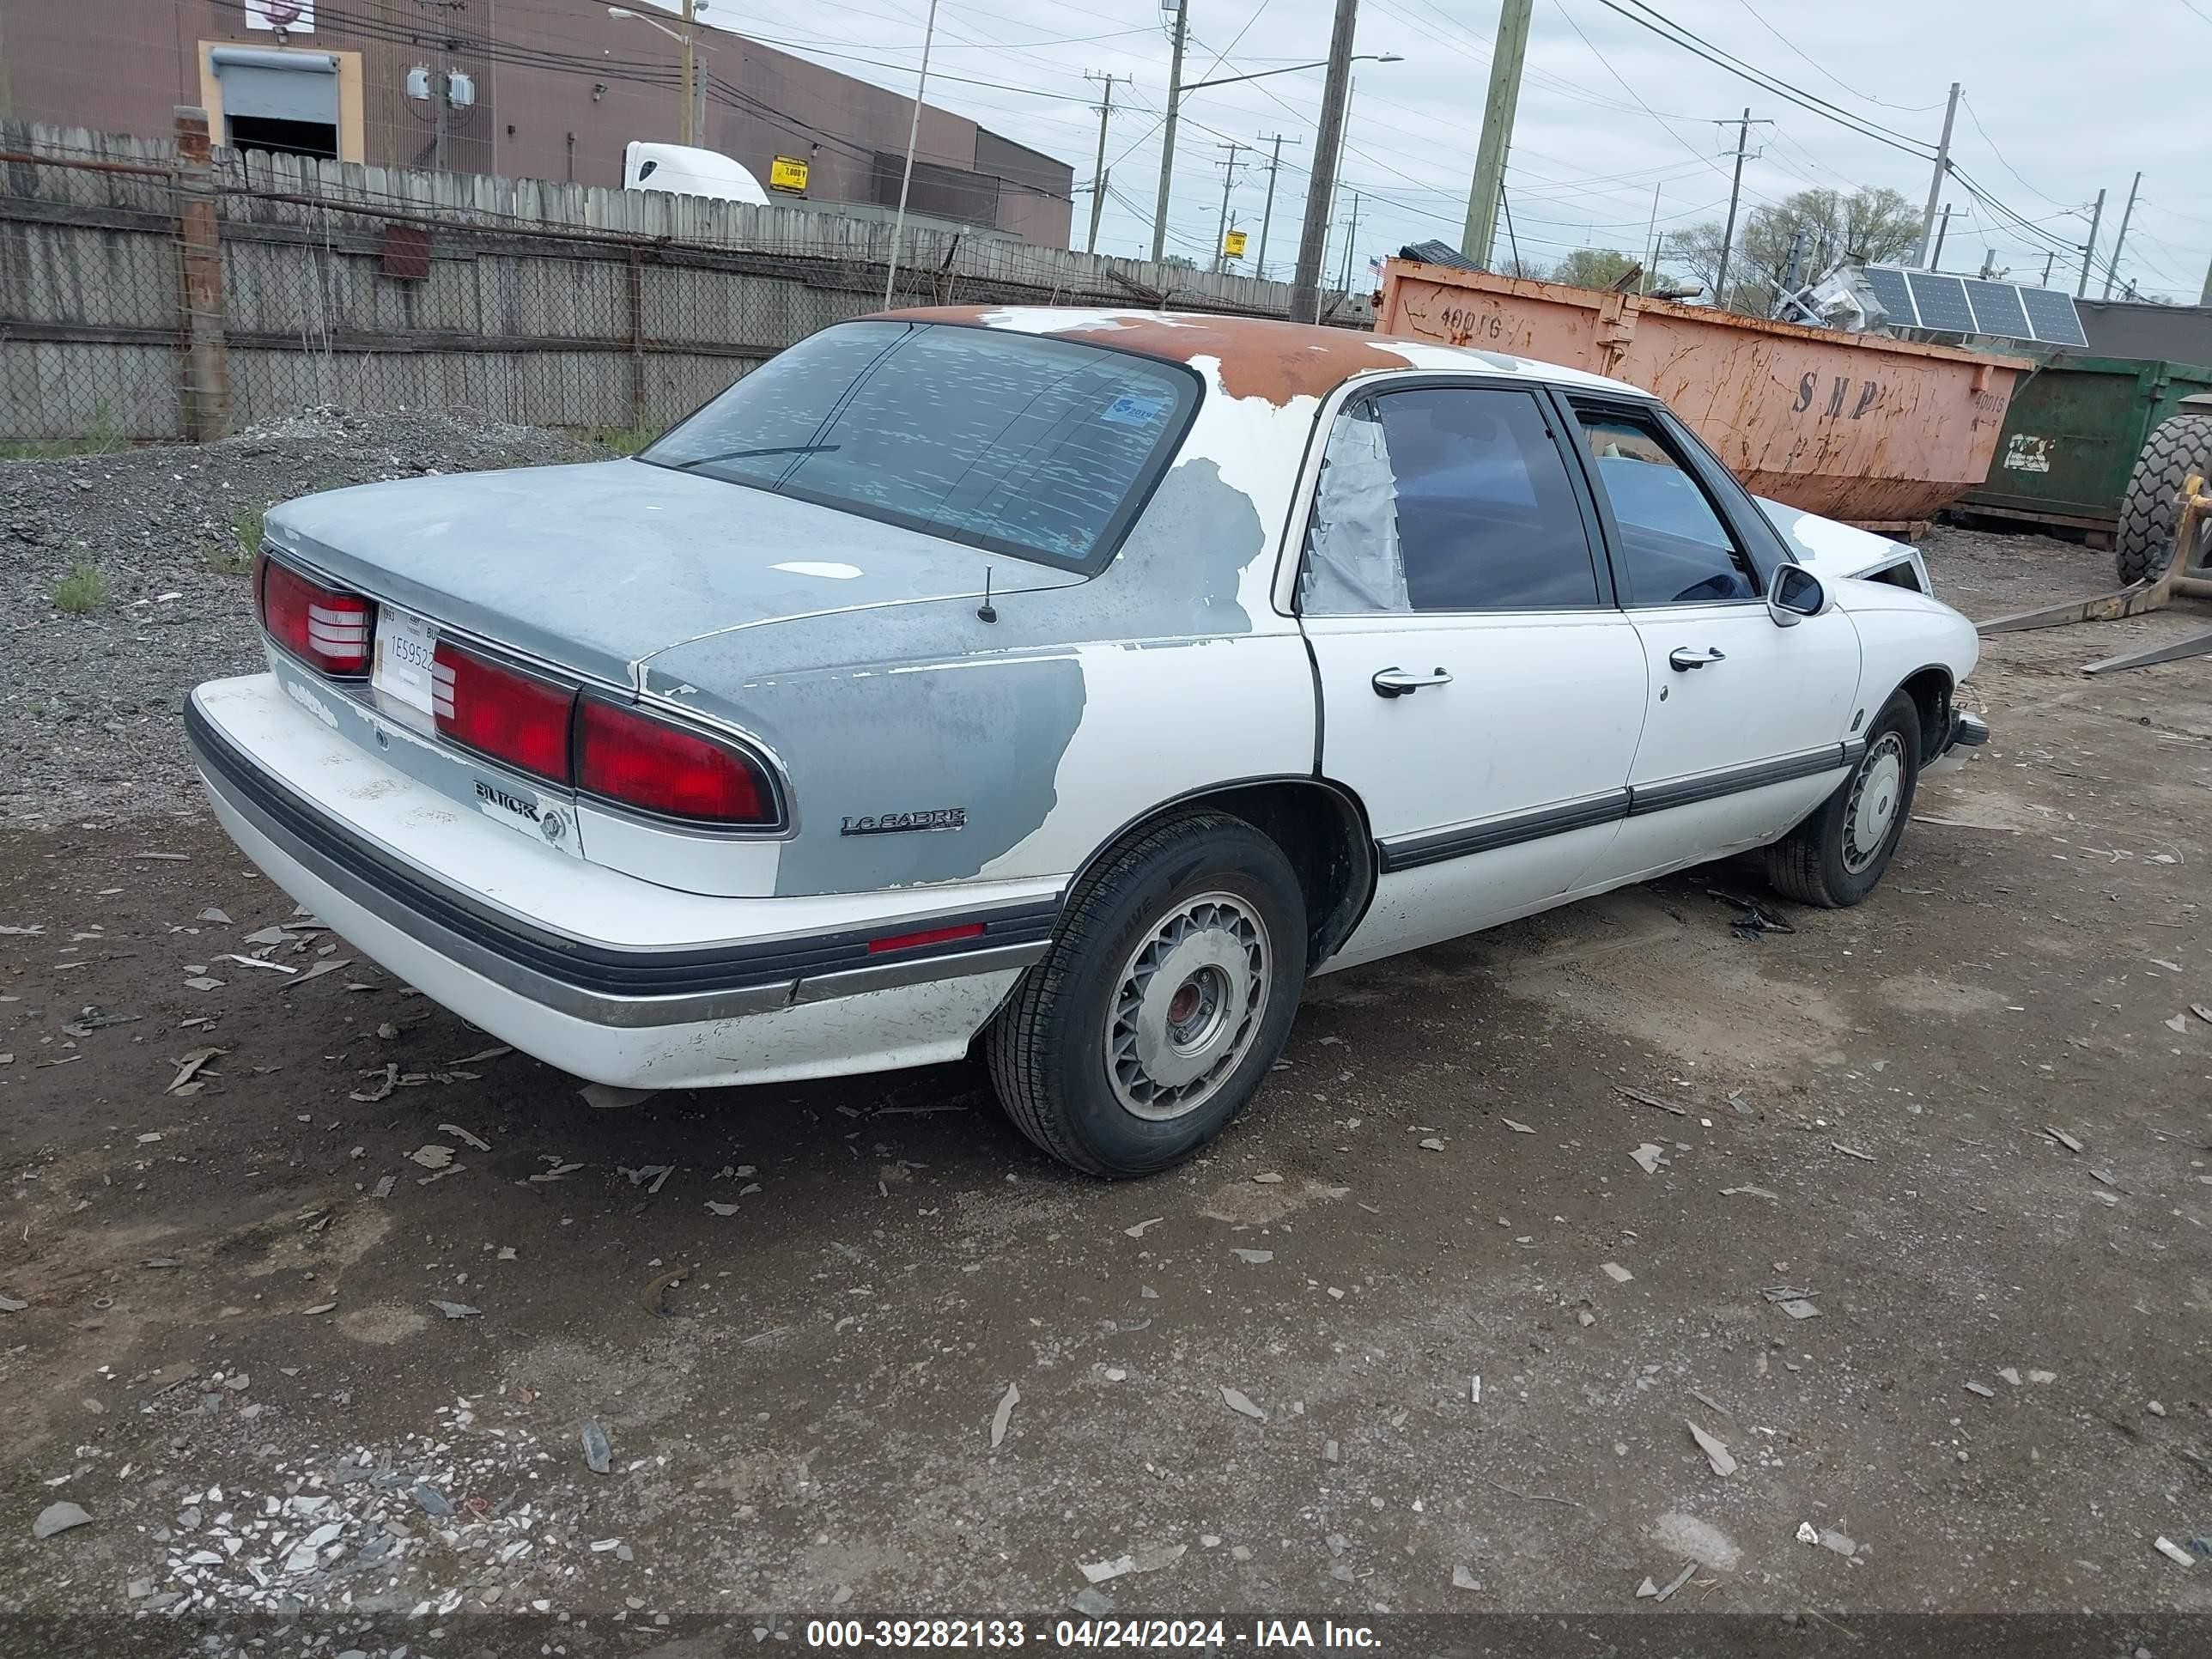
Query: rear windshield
[{"left": 641, "top": 321, "right": 1199, "bottom": 571}]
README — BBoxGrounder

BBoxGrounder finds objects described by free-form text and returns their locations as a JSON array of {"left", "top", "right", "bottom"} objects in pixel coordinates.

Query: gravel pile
[{"left": 0, "top": 409, "right": 594, "bottom": 831}]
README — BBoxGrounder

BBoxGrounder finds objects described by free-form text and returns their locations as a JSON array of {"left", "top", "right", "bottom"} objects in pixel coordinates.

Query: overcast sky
[{"left": 656, "top": 0, "right": 2209, "bottom": 301}]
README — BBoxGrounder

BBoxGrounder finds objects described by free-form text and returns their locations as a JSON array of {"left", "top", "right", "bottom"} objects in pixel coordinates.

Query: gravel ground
[
  {"left": 3, "top": 438, "right": 2211, "bottom": 1655},
  {"left": 0, "top": 410, "right": 594, "bottom": 832}
]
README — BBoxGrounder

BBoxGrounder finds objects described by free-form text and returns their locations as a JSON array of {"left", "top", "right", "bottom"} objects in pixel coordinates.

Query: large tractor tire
[{"left": 2114, "top": 411, "right": 2212, "bottom": 585}]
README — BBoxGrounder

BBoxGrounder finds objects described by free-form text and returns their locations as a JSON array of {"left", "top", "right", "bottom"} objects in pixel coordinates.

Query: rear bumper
[{"left": 186, "top": 675, "right": 1057, "bottom": 1087}]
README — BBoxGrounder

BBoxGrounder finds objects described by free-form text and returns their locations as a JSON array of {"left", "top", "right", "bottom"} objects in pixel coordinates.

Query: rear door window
[
  {"left": 641, "top": 321, "right": 1196, "bottom": 570},
  {"left": 1301, "top": 385, "right": 1603, "bottom": 613}
]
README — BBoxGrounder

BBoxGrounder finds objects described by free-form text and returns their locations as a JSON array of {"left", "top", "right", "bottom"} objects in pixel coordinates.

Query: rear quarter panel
[{"left": 641, "top": 370, "right": 1329, "bottom": 898}]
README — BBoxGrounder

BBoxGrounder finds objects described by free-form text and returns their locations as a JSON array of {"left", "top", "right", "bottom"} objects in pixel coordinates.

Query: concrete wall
[
  {"left": 0, "top": 0, "right": 1073, "bottom": 245},
  {"left": 0, "top": 121, "right": 1370, "bottom": 444}
]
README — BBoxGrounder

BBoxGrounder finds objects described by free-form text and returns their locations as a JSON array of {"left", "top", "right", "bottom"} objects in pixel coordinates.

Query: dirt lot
[{"left": 0, "top": 486, "right": 2209, "bottom": 1655}]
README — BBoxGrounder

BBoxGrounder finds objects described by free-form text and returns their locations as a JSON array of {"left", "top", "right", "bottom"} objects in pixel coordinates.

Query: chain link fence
[{"left": 3, "top": 119, "right": 1370, "bottom": 452}]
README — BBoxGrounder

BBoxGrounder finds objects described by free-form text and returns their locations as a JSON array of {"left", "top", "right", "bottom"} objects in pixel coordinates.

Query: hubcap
[
  {"left": 1105, "top": 892, "right": 1273, "bottom": 1121},
  {"left": 1843, "top": 734, "right": 1907, "bottom": 873}
]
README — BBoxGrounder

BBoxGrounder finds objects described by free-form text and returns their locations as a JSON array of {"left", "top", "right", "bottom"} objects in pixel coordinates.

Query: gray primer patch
[{"left": 646, "top": 456, "right": 1269, "bottom": 896}]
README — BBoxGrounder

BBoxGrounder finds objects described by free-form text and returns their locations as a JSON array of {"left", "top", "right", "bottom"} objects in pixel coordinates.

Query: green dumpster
[{"left": 1959, "top": 356, "right": 2212, "bottom": 544}]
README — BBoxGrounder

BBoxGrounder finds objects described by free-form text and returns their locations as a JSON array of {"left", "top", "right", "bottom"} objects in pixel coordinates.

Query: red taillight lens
[
  {"left": 431, "top": 641, "right": 574, "bottom": 782},
  {"left": 575, "top": 696, "right": 775, "bottom": 824},
  {"left": 260, "top": 558, "right": 373, "bottom": 677}
]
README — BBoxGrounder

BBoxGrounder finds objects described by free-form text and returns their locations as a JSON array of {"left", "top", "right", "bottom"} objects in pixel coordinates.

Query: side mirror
[{"left": 1768, "top": 562, "right": 1827, "bottom": 628}]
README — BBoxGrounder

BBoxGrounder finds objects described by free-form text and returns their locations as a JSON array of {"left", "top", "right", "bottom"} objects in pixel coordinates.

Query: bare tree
[
  {"left": 1547, "top": 247, "right": 1638, "bottom": 289},
  {"left": 1675, "top": 186, "right": 1921, "bottom": 313}
]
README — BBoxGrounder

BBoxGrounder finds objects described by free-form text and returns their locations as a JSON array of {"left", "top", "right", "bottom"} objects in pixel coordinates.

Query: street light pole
[
  {"left": 1150, "top": 0, "right": 1189, "bottom": 265},
  {"left": 1291, "top": 0, "right": 1360, "bottom": 324},
  {"left": 884, "top": 0, "right": 941, "bottom": 306}
]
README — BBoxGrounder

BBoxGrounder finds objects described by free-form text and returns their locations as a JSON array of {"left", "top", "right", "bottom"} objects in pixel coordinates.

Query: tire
[
  {"left": 986, "top": 812, "right": 1308, "bottom": 1178},
  {"left": 1762, "top": 693, "right": 1923, "bottom": 909},
  {"left": 2114, "top": 411, "right": 2212, "bottom": 585}
]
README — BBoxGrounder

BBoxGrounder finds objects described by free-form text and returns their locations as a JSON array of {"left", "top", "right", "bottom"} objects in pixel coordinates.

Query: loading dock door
[{"left": 211, "top": 46, "right": 339, "bottom": 159}]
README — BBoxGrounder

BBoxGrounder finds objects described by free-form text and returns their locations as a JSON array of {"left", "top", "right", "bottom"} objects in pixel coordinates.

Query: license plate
[{"left": 371, "top": 605, "right": 439, "bottom": 716}]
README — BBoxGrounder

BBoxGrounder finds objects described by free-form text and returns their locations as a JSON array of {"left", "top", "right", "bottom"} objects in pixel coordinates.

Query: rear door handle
[
  {"left": 1372, "top": 665, "right": 1452, "bottom": 698},
  {"left": 1668, "top": 646, "right": 1727, "bottom": 672}
]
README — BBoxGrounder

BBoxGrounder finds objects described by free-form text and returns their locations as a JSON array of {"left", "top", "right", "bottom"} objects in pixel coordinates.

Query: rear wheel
[
  {"left": 1762, "top": 693, "right": 1923, "bottom": 908},
  {"left": 986, "top": 813, "right": 1306, "bottom": 1177},
  {"left": 2115, "top": 411, "right": 2212, "bottom": 585}
]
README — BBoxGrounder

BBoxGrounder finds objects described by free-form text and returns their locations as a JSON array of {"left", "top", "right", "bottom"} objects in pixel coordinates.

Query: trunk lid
[{"left": 264, "top": 459, "right": 1085, "bottom": 685}]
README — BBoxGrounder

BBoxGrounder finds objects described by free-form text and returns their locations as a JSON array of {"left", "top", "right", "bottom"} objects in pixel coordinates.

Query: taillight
[
  {"left": 260, "top": 558, "right": 373, "bottom": 677},
  {"left": 575, "top": 696, "right": 775, "bottom": 825},
  {"left": 431, "top": 641, "right": 573, "bottom": 782}
]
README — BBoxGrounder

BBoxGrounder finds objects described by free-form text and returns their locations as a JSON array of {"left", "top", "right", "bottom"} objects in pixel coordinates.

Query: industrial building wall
[{"left": 0, "top": 0, "right": 1073, "bottom": 245}]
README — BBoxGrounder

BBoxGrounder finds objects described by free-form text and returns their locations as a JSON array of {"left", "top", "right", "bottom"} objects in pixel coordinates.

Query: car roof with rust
[{"left": 877, "top": 305, "right": 1650, "bottom": 407}]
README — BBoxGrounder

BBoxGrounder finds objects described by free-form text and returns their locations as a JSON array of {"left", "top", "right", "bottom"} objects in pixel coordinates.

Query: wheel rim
[
  {"left": 1843, "top": 733, "right": 1907, "bottom": 873},
  {"left": 1104, "top": 891, "right": 1273, "bottom": 1121}
]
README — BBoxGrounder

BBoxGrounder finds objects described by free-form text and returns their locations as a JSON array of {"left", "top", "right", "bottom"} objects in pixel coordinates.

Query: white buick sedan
[{"left": 189, "top": 307, "right": 1985, "bottom": 1176}]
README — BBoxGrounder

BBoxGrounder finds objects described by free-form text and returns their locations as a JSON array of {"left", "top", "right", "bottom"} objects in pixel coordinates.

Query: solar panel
[
  {"left": 1961, "top": 277, "right": 2031, "bottom": 339},
  {"left": 2021, "top": 285, "right": 2089, "bottom": 347},
  {"left": 1860, "top": 264, "right": 1917, "bottom": 328},
  {"left": 1905, "top": 270, "right": 1977, "bottom": 334}
]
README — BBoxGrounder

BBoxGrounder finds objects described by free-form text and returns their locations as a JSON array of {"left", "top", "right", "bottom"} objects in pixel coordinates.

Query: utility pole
[
  {"left": 679, "top": 0, "right": 697, "bottom": 147},
  {"left": 1913, "top": 81, "right": 1960, "bottom": 266},
  {"left": 2077, "top": 186, "right": 2106, "bottom": 298},
  {"left": 2200, "top": 254, "right": 2212, "bottom": 307},
  {"left": 1713, "top": 108, "right": 1753, "bottom": 308},
  {"left": 1291, "top": 0, "right": 1360, "bottom": 323},
  {"left": 2102, "top": 169, "right": 2142, "bottom": 299},
  {"left": 1930, "top": 203, "right": 1952, "bottom": 270},
  {"left": 1639, "top": 182, "right": 1660, "bottom": 293},
  {"left": 1461, "top": 0, "right": 1532, "bottom": 266},
  {"left": 1335, "top": 191, "right": 1363, "bottom": 294},
  {"left": 1082, "top": 72, "right": 1125, "bottom": 255},
  {"left": 883, "top": 0, "right": 942, "bottom": 306},
  {"left": 1150, "top": 0, "right": 1189, "bottom": 264},
  {"left": 2042, "top": 251, "right": 2057, "bottom": 287},
  {"left": 1211, "top": 143, "right": 1246, "bottom": 273},
  {"left": 1253, "top": 133, "right": 1299, "bottom": 279}
]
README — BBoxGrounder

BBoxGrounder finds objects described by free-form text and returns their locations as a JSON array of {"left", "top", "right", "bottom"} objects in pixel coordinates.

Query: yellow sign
[
  {"left": 769, "top": 155, "right": 810, "bottom": 193},
  {"left": 1223, "top": 228, "right": 1249, "bottom": 258}
]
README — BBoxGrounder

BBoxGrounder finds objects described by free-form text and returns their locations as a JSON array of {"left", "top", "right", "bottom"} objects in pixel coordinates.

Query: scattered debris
[
  {"left": 1818, "top": 1528, "right": 1858, "bottom": 1559},
  {"left": 438, "top": 1123, "right": 490, "bottom": 1152},
  {"left": 1122, "top": 1218, "right": 1164, "bottom": 1238},
  {"left": 1709, "top": 887, "right": 1796, "bottom": 939},
  {"left": 409, "top": 1146, "right": 455, "bottom": 1170},
  {"left": 1721, "top": 1185, "right": 1780, "bottom": 1200},
  {"left": 1219, "top": 1386, "right": 1268, "bottom": 1422},
  {"left": 221, "top": 954, "right": 297, "bottom": 975},
  {"left": 451, "top": 1045, "right": 514, "bottom": 1066},
  {"left": 293, "top": 957, "right": 351, "bottom": 985},
  {"left": 1831, "top": 1141, "right": 1875, "bottom": 1162},
  {"left": 1601, "top": 1262, "right": 1634, "bottom": 1284},
  {"left": 1998, "top": 1367, "right": 2021, "bottom": 1387},
  {"left": 1231, "top": 1249, "right": 1273, "bottom": 1264},
  {"left": 1687, "top": 1420, "right": 1736, "bottom": 1478},
  {"left": 619, "top": 1164, "right": 674, "bottom": 1195},
  {"left": 428, "top": 1300, "right": 479, "bottom": 1320},
  {"left": 1079, "top": 1543, "right": 1186, "bottom": 1583},
  {"left": 1631, "top": 1143, "right": 1665, "bottom": 1175},
  {"left": 196, "top": 908, "right": 232, "bottom": 925},
  {"left": 166, "top": 1047, "right": 224, "bottom": 1095},
  {"left": 1451, "top": 1565, "right": 1481, "bottom": 1591},
  {"left": 1649, "top": 1561, "right": 1698, "bottom": 1602},
  {"left": 1965, "top": 1381, "right": 1996, "bottom": 1399},
  {"left": 1617, "top": 1085, "right": 1690, "bottom": 1116},
  {"left": 33, "top": 1503, "right": 93, "bottom": 1539},
  {"left": 1796, "top": 1522, "right": 1820, "bottom": 1546},
  {"left": 1418, "top": 1137, "right": 1446, "bottom": 1151},
  {"left": 1070, "top": 1589, "right": 1115, "bottom": 1617},
  {"left": 581, "top": 1419, "right": 612, "bottom": 1474},
  {"left": 1252, "top": 1172, "right": 1284, "bottom": 1184},
  {"left": 2154, "top": 1536, "right": 2197, "bottom": 1570},
  {"left": 0, "top": 1295, "right": 25, "bottom": 1314},
  {"left": 349, "top": 1064, "right": 399, "bottom": 1103},
  {"left": 2027, "top": 1369, "right": 2057, "bottom": 1385},
  {"left": 990, "top": 1382, "right": 1020, "bottom": 1449},
  {"left": 642, "top": 1265, "right": 690, "bottom": 1318},
  {"left": 1502, "top": 1118, "right": 1534, "bottom": 1133},
  {"left": 1686, "top": 1387, "right": 1731, "bottom": 1419},
  {"left": 2045, "top": 1127, "right": 2086, "bottom": 1153},
  {"left": 705, "top": 1201, "right": 740, "bottom": 1217}
]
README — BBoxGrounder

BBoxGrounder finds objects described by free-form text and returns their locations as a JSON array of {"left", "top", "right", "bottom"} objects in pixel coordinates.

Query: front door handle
[
  {"left": 1372, "top": 665, "right": 1453, "bottom": 698},
  {"left": 1668, "top": 646, "right": 1727, "bottom": 672}
]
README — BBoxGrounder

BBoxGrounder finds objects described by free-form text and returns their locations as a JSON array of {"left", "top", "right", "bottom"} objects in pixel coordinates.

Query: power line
[{"left": 1724, "top": 0, "right": 1945, "bottom": 112}]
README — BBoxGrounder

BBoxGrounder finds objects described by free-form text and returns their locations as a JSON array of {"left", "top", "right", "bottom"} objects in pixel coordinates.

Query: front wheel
[
  {"left": 1761, "top": 693, "right": 1923, "bottom": 908},
  {"left": 986, "top": 813, "right": 1307, "bottom": 1177}
]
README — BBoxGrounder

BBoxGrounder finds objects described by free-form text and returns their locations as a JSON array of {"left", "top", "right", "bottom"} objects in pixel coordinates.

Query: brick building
[{"left": 0, "top": 0, "right": 1074, "bottom": 245}]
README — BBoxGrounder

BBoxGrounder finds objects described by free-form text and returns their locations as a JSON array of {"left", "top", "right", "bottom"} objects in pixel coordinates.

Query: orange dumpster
[{"left": 1373, "top": 259, "right": 2033, "bottom": 532}]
